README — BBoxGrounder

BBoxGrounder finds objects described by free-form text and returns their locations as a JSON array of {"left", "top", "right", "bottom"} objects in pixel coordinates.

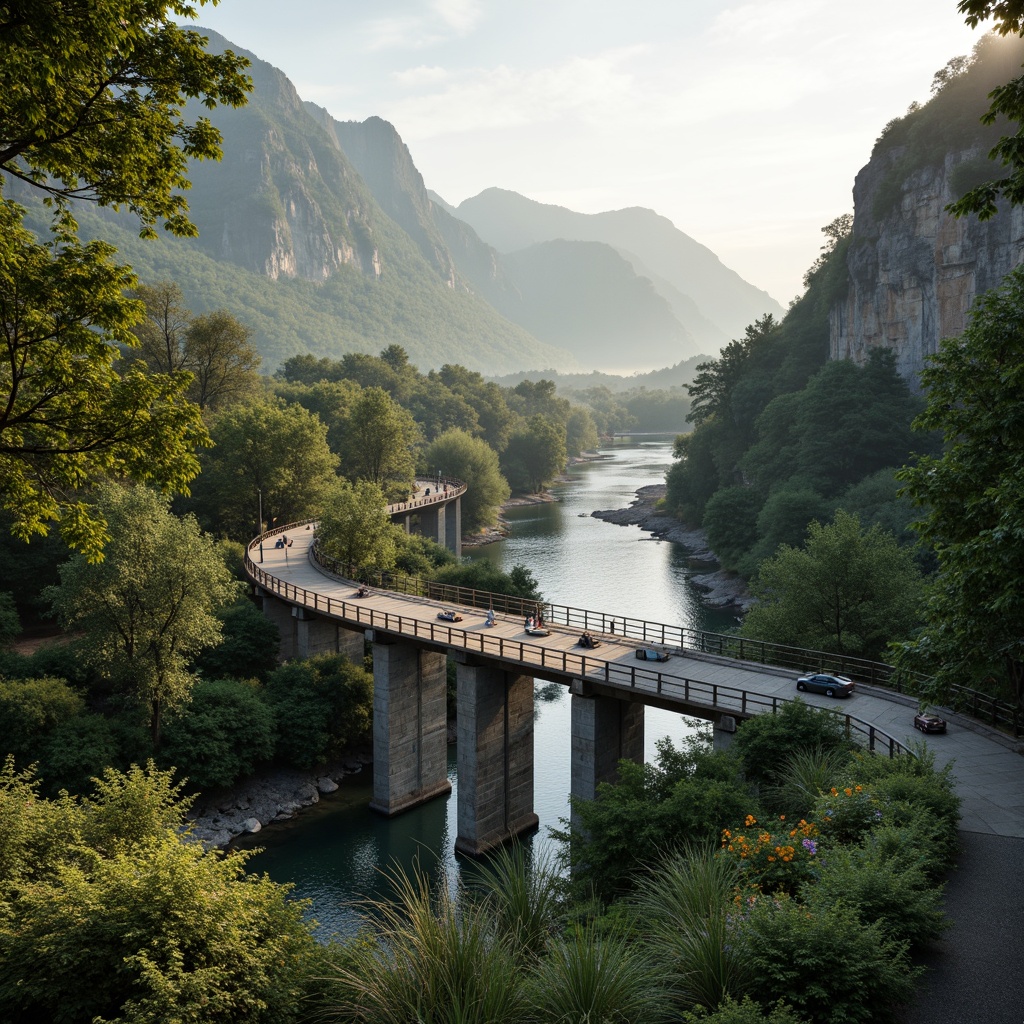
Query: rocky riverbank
[
  {"left": 592, "top": 484, "right": 754, "bottom": 612},
  {"left": 187, "top": 748, "right": 372, "bottom": 849}
]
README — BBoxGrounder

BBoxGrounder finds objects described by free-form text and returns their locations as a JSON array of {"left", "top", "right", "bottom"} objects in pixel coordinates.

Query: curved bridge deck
[{"left": 247, "top": 526, "right": 1024, "bottom": 840}]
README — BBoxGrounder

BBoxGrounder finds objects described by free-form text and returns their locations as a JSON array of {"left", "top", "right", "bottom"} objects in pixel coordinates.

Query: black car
[
  {"left": 913, "top": 712, "right": 947, "bottom": 733},
  {"left": 796, "top": 673, "right": 855, "bottom": 698}
]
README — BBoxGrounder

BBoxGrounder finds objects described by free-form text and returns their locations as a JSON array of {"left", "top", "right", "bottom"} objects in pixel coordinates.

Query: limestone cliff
[
  {"left": 831, "top": 34, "right": 1024, "bottom": 387},
  {"left": 831, "top": 149, "right": 1024, "bottom": 386}
]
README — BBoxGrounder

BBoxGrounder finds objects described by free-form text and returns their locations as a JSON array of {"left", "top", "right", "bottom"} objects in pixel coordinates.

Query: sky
[{"left": 192, "top": 0, "right": 989, "bottom": 305}]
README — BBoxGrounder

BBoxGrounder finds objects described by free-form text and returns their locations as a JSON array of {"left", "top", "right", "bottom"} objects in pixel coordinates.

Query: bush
[
  {"left": 682, "top": 996, "right": 808, "bottom": 1024},
  {"left": 732, "top": 701, "right": 854, "bottom": 794},
  {"left": 160, "top": 677, "right": 276, "bottom": 790},
  {"left": 0, "top": 675, "right": 84, "bottom": 767},
  {"left": 37, "top": 712, "right": 122, "bottom": 797},
  {"left": 193, "top": 598, "right": 281, "bottom": 683},
  {"left": 737, "top": 894, "right": 920, "bottom": 1023},
  {"left": 263, "top": 653, "right": 373, "bottom": 769}
]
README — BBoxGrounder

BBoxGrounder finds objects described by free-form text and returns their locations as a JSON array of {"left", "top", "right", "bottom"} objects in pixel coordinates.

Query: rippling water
[{"left": 239, "top": 439, "right": 735, "bottom": 940}]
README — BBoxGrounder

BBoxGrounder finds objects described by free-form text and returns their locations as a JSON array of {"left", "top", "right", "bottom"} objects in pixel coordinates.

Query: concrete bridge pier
[
  {"left": 445, "top": 496, "right": 462, "bottom": 557},
  {"left": 257, "top": 592, "right": 365, "bottom": 663},
  {"left": 455, "top": 658, "right": 538, "bottom": 856},
  {"left": 368, "top": 635, "right": 451, "bottom": 817},
  {"left": 569, "top": 683, "right": 644, "bottom": 832},
  {"left": 713, "top": 715, "right": 738, "bottom": 752},
  {"left": 417, "top": 503, "right": 446, "bottom": 551},
  {"left": 258, "top": 592, "right": 298, "bottom": 660}
]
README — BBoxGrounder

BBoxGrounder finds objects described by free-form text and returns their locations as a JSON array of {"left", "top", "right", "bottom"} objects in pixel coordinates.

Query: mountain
[
  {"left": 301, "top": 112, "right": 704, "bottom": 370},
  {"left": 452, "top": 188, "right": 784, "bottom": 346},
  {"left": 831, "top": 33, "right": 1024, "bottom": 387}
]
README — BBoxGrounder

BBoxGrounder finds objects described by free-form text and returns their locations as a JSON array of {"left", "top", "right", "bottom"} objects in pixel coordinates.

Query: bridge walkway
[{"left": 250, "top": 526, "right": 1024, "bottom": 840}]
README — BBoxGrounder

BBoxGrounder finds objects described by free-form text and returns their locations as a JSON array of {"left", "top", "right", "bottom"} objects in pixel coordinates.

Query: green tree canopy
[
  {"left": 895, "top": 265, "right": 1024, "bottom": 701},
  {"left": 0, "top": 204, "right": 209, "bottom": 557},
  {"left": 740, "top": 510, "right": 924, "bottom": 660},
  {"left": 316, "top": 479, "right": 398, "bottom": 572},
  {"left": 337, "top": 386, "right": 419, "bottom": 499},
  {"left": 424, "top": 428, "right": 510, "bottom": 534},
  {"left": 0, "top": 1, "right": 251, "bottom": 236},
  {"left": 0, "top": 760, "right": 316, "bottom": 1024},
  {"left": 189, "top": 395, "right": 339, "bottom": 540},
  {"left": 501, "top": 415, "right": 567, "bottom": 494},
  {"left": 46, "top": 485, "right": 238, "bottom": 748}
]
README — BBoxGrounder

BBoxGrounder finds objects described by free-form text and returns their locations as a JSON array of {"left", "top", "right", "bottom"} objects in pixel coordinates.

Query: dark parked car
[
  {"left": 636, "top": 648, "right": 669, "bottom": 662},
  {"left": 796, "top": 673, "right": 855, "bottom": 698},
  {"left": 914, "top": 712, "right": 947, "bottom": 733}
]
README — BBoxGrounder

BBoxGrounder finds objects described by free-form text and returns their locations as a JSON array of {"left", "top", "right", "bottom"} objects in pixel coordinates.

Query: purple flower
[{"left": 802, "top": 838, "right": 817, "bottom": 855}]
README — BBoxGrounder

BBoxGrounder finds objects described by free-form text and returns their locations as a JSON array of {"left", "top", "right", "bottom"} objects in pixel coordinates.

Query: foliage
[
  {"left": 730, "top": 700, "right": 853, "bottom": 794},
  {"left": 524, "top": 920, "right": 674, "bottom": 1023},
  {"left": 159, "top": 677, "right": 276, "bottom": 791},
  {"left": 736, "top": 894, "right": 920, "bottom": 1024},
  {"left": 337, "top": 386, "right": 420, "bottom": 498},
  {"left": 702, "top": 486, "right": 763, "bottom": 573},
  {"left": 36, "top": 712, "right": 126, "bottom": 799},
  {"left": 720, "top": 814, "right": 821, "bottom": 897},
  {"left": 326, "top": 859, "right": 528, "bottom": 1024},
  {"left": 424, "top": 428, "right": 511, "bottom": 533},
  {"left": 0, "top": 0, "right": 250, "bottom": 235},
  {"left": 183, "top": 309, "right": 262, "bottom": 410},
  {"left": 802, "top": 843, "right": 947, "bottom": 948},
  {"left": 0, "top": 675, "right": 84, "bottom": 768},
  {"left": 0, "top": 761, "right": 316, "bottom": 1024},
  {"left": 193, "top": 598, "right": 281, "bottom": 683},
  {"left": 188, "top": 394, "right": 339, "bottom": 540},
  {"left": 739, "top": 510, "right": 924, "bottom": 660},
  {"left": 895, "top": 265, "right": 1024, "bottom": 703},
  {"left": 681, "top": 996, "right": 807, "bottom": 1024},
  {"left": 262, "top": 653, "right": 373, "bottom": 769},
  {"left": 501, "top": 415, "right": 568, "bottom": 494},
  {"left": 317, "top": 480, "right": 399, "bottom": 572},
  {"left": 564, "top": 405, "right": 600, "bottom": 456},
  {"left": 810, "top": 783, "right": 883, "bottom": 847},
  {"left": 0, "top": 200, "right": 209, "bottom": 557},
  {"left": 46, "top": 484, "right": 239, "bottom": 748},
  {"left": 632, "top": 847, "right": 751, "bottom": 1010},
  {"left": 556, "top": 736, "right": 752, "bottom": 902},
  {"left": 0, "top": 594, "right": 19, "bottom": 648},
  {"left": 430, "top": 559, "right": 542, "bottom": 602}
]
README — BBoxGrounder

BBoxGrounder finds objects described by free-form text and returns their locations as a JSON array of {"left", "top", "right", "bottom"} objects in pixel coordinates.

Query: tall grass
[
  {"left": 323, "top": 859, "right": 527, "bottom": 1024},
  {"left": 632, "top": 846, "right": 750, "bottom": 1010},
  {"left": 770, "top": 744, "right": 850, "bottom": 817},
  {"left": 525, "top": 919, "right": 673, "bottom": 1023}
]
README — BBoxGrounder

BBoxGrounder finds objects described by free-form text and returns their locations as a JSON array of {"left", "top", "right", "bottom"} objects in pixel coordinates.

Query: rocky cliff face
[{"left": 832, "top": 147, "right": 1024, "bottom": 388}]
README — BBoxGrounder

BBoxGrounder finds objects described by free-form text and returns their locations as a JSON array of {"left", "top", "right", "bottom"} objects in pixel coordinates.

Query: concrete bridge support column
[
  {"left": 258, "top": 592, "right": 297, "bottom": 662},
  {"left": 713, "top": 715, "right": 738, "bottom": 752},
  {"left": 369, "top": 637, "right": 451, "bottom": 817},
  {"left": 294, "top": 610, "right": 365, "bottom": 663},
  {"left": 570, "top": 685, "right": 644, "bottom": 832},
  {"left": 444, "top": 496, "right": 462, "bottom": 557},
  {"left": 455, "top": 660, "right": 538, "bottom": 856},
  {"left": 417, "top": 504, "right": 446, "bottom": 549}
]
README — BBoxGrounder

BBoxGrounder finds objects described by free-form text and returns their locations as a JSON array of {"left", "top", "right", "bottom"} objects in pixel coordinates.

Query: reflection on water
[{"left": 241, "top": 440, "right": 733, "bottom": 940}]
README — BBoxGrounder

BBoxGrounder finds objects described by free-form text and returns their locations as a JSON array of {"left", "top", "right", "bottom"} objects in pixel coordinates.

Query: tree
[
  {"left": 895, "top": 265, "right": 1024, "bottom": 701},
  {"left": 565, "top": 405, "right": 600, "bottom": 456},
  {"left": 316, "top": 479, "right": 398, "bottom": 571},
  {"left": 0, "top": 593, "right": 19, "bottom": 649},
  {"left": 0, "top": 761, "right": 317, "bottom": 1024},
  {"left": 183, "top": 309, "right": 262, "bottom": 411},
  {"left": 189, "top": 396, "right": 339, "bottom": 540},
  {"left": 131, "top": 280, "right": 192, "bottom": 373},
  {"left": 949, "top": 1, "right": 1024, "bottom": 218},
  {"left": 501, "top": 415, "right": 567, "bottom": 494},
  {"left": 0, "top": 2, "right": 250, "bottom": 236},
  {"left": 0, "top": 204, "right": 208, "bottom": 557},
  {"left": 337, "top": 386, "right": 419, "bottom": 498},
  {"left": 740, "top": 510, "right": 924, "bottom": 660},
  {"left": 46, "top": 485, "right": 238, "bottom": 749},
  {"left": 424, "top": 428, "right": 510, "bottom": 534}
]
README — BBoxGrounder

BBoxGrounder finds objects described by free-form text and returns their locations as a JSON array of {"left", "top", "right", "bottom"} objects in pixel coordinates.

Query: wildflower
[
  {"left": 802, "top": 838, "right": 817, "bottom": 855},
  {"left": 745, "top": 814, "right": 757, "bottom": 827}
]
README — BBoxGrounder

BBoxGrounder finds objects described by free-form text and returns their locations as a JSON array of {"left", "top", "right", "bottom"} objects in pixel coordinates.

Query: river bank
[{"left": 592, "top": 483, "right": 754, "bottom": 612}]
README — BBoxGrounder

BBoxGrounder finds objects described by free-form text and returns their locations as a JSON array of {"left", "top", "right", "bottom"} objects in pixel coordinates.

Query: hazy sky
[{"left": 193, "top": 1, "right": 989, "bottom": 305}]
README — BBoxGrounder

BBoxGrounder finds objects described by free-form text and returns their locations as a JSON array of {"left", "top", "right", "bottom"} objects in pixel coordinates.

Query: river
[{"left": 239, "top": 439, "right": 736, "bottom": 940}]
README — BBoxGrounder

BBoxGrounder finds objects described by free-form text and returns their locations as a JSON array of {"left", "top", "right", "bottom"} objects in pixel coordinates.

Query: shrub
[
  {"left": 732, "top": 700, "right": 853, "bottom": 794},
  {"left": 720, "top": 814, "right": 820, "bottom": 896},
  {"left": 737, "top": 893, "right": 920, "bottom": 1023},
  {"left": 193, "top": 598, "right": 281, "bottom": 683},
  {"left": 37, "top": 712, "right": 122, "bottom": 797},
  {"left": 0, "top": 675, "right": 85, "bottom": 767},
  {"left": 810, "top": 784, "right": 883, "bottom": 847},
  {"left": 682, "top": 996, "right": 808, "bottom": 1024},
  {"left": 159, "top": 678, "right": 276, "bottom": 790},
  {"left": 263, "top": 653, "right": 373, "bottom": 769}
]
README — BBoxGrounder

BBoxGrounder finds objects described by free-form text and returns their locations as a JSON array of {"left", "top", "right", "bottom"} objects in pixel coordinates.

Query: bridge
[
  {"left": 245, "top": 524, "right": 1024, "bottom": 855},
  {"left": 386, "top": 477, "right": 466, "bottom": 556}
]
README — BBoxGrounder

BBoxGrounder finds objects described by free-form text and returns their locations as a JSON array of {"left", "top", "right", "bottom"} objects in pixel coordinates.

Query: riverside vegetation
[{"left": 0, "top": 1, "right": 1019, "bottom": 1021}]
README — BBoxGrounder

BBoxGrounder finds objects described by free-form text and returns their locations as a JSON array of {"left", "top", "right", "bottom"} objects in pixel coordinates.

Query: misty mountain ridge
[{"left": 22, "top": 28, "right": 781, "bottom": 376}]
